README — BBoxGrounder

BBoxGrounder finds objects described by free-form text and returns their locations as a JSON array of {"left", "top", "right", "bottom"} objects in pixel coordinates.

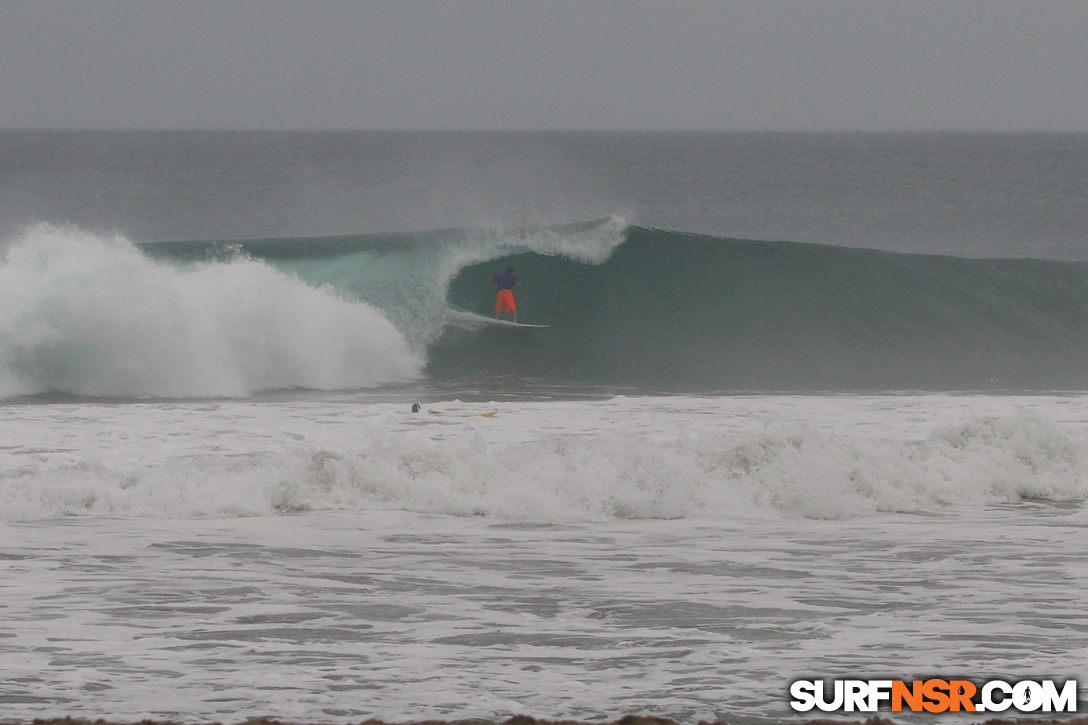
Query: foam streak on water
[
  {"left": 2, "top": 508, "right": 1086, "bottom": 723},
  {"left": 0, "top": 394, "right": 1087, "bottom": 721}
]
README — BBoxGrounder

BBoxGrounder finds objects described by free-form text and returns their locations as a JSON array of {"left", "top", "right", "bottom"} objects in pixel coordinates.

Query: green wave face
[
  {"left": 143, "top": 222, "right": 1088, "bottom": 392},
  {"left": 434, "top": 227, "right": 1088, "bottom": 391}
]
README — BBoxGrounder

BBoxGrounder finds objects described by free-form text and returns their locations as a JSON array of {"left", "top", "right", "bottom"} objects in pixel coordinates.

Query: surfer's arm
[{"left": 515, "top": 281, "right": 528, "bottom": 297}]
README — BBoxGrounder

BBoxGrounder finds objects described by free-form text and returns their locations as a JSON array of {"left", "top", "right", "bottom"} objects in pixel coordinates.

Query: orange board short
[{"left": 495, "top": 289, "right": 515, "bottom": 313}]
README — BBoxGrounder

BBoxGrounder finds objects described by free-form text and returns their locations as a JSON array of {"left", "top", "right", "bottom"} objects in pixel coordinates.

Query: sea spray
[{"left": 0, "top": 224, "right": 421, "bottom": 397}]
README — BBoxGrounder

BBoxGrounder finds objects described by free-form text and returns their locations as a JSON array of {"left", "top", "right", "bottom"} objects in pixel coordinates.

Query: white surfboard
[
  {"left": 428, "top": 409, "right": 499, "bottom": 418},
  {"left": 483, "top": 318, "right": 550, "bottom": 328},
  {"left": 446, "top": 306, "right": 548, "bottom": 326}
]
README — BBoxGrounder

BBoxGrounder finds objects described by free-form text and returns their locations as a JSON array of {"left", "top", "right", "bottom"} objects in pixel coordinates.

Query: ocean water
[{"left": 1, "top": 131, "right": 1087, "bottom": 723}]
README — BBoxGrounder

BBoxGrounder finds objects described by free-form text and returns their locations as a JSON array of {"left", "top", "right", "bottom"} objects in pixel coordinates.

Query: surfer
[{"left": 490, "top": 266, "right": 528, "bottom": 323}]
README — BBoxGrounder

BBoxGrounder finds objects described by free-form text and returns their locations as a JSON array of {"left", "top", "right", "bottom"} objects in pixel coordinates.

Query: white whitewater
[
  {"left": 0, "top": 225, "right": 423, "bottom": 398},
  {"left": 0, "top": 393, "right": 1086, "bottom": 722}
]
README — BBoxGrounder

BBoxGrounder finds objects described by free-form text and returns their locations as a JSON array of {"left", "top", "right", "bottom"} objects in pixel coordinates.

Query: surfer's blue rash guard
[{"left": 493, "top": 273, "right": 517, "bottom": 290}]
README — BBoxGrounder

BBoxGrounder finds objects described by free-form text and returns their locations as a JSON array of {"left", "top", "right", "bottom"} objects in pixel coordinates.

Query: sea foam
[{"left": 0, "top": 396, "right": 1084, "bottom": 522}]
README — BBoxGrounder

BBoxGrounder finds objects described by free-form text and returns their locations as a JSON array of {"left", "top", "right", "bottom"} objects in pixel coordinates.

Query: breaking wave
[{"left": 0, "top": 224, "right": 421, "bottom": 397}]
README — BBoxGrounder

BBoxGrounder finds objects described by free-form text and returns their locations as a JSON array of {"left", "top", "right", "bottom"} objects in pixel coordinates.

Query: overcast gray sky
[{"left": 1, "top": 0, "right": 1085, "bottom": 131}]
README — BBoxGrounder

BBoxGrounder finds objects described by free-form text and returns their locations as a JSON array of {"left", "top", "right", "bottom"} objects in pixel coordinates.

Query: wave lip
[
  {"left": 141, "top": 216, "right": 627, "bottom": 357},
  {"left": 0, "top": 224, "right": 422, "bottom": 398}
]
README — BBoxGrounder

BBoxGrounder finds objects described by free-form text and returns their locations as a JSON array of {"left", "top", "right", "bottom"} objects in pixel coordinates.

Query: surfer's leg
[{"left": 496, "top": 290, "right": 515, "bottom": 320}]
